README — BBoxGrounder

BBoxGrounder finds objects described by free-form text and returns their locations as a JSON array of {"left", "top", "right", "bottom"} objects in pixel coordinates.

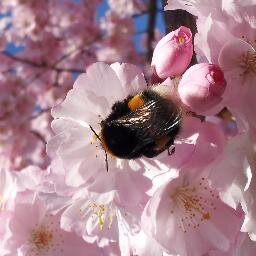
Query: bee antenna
[
  {"left": 89, "top": 125, "right": 101, "bottom": 141},
  {"left": 89, "top": 125, "right": 109, "bottom": 172}
]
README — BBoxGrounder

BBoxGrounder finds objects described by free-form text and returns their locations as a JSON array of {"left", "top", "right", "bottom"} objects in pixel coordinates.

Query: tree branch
[
  {"left": 146, "top": 0, "right": 157, "bottom": 62},
  {"left": 30, "top": 130, "right": 46, "bottom": 145},
  {"left": 1, "top": 50, "right": 85, "bottom": 73},
  {"left": 29, "top": 107, "right": 51, "bottom": 120}
]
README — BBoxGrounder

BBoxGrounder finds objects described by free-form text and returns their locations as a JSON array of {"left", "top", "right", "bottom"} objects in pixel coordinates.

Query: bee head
[{"left": 101, "top": 122, "right": 141, "bottom": 159}]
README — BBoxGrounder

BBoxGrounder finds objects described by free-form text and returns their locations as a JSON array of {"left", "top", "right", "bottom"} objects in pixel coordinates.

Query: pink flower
[
  {"left": 2, "top": 191, "right": 101, "bottom": 256},
  {"left": 61, "top": 189, "right": 144, "bottom": 253},
  {"left": 151, "top": 26, "right": 193, "bottom": 79},
  {"left": 47, "top": 62, "right": 148, "bottom": 188},
  {"left": 235, "top": 233, "right": 256, "bottom": 256},
  {"left": 206, "top": 232, "right": 256, "bottom": 256},
  {"left": 155, "top": 116, "right": 226, "bottom": 174},
  {"left": 218, "top": 39, "right": 256, "bottom": 132},
  {"left": 0, "top": 76, "right": 35, "bottom": 139},
  {"left": 130, "top": 231, "right": 167, "bottom": 256},
  {"left": 13, "top": 165, "right": 53, "bottom": 193},
  {"left": 141, "top": 171, "right": 243, "bottom": 256},
  {"left": 206, "top": 133, "right": 256, "bottom": 242},
  {"left": 208, "top": 133, "right": 252, "bottom": 197},
  {"left": 52, "top": 158, "right": 150, "bottom": 253},
  {"left": 108, "top": 0, "right": 146, "bottom": 16},
  {"left": 97, "top": 11, "right": 139, "bottom": 63},
  {"left": 178, "top": 63, "right": 227, "bottom": 114},
  {"left": 0, "top": 169, "right": 17, "bottom": 212},
  {"left": 240, "top": 160, "right": 256, "bottom": 241},
  {"left": 165, "top": 1, "right": 255, "bottom": 64}
]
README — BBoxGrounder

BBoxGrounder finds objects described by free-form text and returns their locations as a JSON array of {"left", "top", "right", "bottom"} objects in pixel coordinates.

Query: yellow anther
[{"left": 178, "top": 36, "right": 186, "bottom": 45}]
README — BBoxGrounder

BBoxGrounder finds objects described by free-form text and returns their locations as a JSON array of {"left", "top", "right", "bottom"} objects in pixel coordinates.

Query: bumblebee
[{"left": 93, "top": 85, "right": 182, "bottom": 165}]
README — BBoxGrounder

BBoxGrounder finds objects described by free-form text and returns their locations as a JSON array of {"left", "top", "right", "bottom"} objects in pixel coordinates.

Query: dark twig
[
  {"left": 0, "top": 34, "right": 101, "bottom": 87},
  {"left": 146, "top": 0, "right": 158, "bottom": 62},
  {"left": 29, "top": 108, "right": 51, "bottom": 120},
  {"left": 1, "top": 51, "right": 85, "bottom": 73},
  {"left": 30, "top": 130, "right": 46, "bottom": 145}
]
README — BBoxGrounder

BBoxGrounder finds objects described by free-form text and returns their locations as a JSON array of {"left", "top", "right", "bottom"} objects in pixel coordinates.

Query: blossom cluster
[
  {"left": 1, "top": 1, "right": 256, "bottom": 256},
  {"left": 0, "top": 0, "right": 148, "bottom": 170}
]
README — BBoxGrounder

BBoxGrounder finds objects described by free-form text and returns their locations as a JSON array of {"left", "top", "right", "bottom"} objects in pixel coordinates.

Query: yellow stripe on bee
[
  {"left": 128, "top": 95, "right": 144, "bottom": 111},
  {"left": 155, "top": 136, "right": 170, "bottom": 148}
]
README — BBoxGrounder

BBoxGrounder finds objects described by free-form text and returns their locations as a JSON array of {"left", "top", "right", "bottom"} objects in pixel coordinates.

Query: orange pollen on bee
[
  {"left": 155, "top": 136, "right": 170, "bottom": 149},
  {"left": 178, "top": 36, "right": 186, "bottom": 45},
  {"left": 128, "top": 94, "right": 144, "bottom": 111},
  {"left": 170, "top": 177, "right": 218, "bottom": 233},
  {"left": 239, "top": 51, "right": 256, "bottom": 77}
]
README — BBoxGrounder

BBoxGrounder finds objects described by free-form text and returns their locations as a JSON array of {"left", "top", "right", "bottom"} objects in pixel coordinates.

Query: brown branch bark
[
  {"left": 146, "top": 0, "right": 158, "bottom": 62},
  {"left": 1, "top": 51, "right": 85, "bottom": 73},
  {"left": 30, "top": 130, "right": 46, "bottom": 145}
]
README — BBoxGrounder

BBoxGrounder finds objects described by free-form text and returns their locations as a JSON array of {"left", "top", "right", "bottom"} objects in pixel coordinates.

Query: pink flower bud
[
  {"left": 151, "top": 26, "right": 193, "bottom": 79},
  {"left": 178, "top": 63, "right": 227, "bottom": 113}
]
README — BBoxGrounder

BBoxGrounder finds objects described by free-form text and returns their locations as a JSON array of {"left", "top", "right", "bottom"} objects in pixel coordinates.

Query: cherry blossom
[
  {"left": 0, "top": 169, "right": 17, "bottom": 212},
  {"left": 47, "top": 62, "right": 148, "bottom": 187},
  {"left": 142, "top": 170, "right": 243, "bottom": 256},
  {"left": 0, "top": 0, "right": 256, "bottom": 254},
  {"left": 218, "top": 39, "right": 256, "bottom": 132},
  {"left": 61, "top": 189, "right": 143, "bottom": 252},
  {"left": 151, "top": 26, "right": 193, "bottom": 79},
  {"left": 206, "top": 132, "right": 256, "bottom": 243},
  {"left": 108, "top": 0, "right": 146, "bottom": 16},
  {"left": 1, "top": 191, "right": 102, "bottom": 256},
  {"left": 178, "top": 63, "right": 226, "bottom": 114}
]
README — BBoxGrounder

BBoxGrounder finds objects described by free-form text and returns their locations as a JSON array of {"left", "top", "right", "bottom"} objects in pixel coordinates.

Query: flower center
[
  {"left": 30, "top": 226, "right": 53, "bottom": 251},
  {"left": 239, "top": 51, "right": 256, "bottom": 77},
  {"left": 170, "top": 177, "right": 218, "bottom": 233},
  {"left": 28, "top": 214, "right": 64, "bottom": 255},
  {"left": 80, "top": 202, "right": 116, "bottom": 230},
  {"left": 178, "top": 36, "right": 186, "bottom": 45}
]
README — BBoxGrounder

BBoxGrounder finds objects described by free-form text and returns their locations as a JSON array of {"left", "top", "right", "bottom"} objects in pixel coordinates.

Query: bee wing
[
  {"left": 116, "top": 97, "right": 182, "bottom": 138},
  {"left": 123, "top": 98, "right": 181, "bottom": 129}
]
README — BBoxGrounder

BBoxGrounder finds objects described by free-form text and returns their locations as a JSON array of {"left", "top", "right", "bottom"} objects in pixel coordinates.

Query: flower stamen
[
  {"left": 178, "top": 36, "right": 186, "bottom": 45},
  {"left": 29, "top": 225, "right": 54, "bottom": 252},
  {"left": 80, "top": 202, "right": 116, "bottom": 231},
  {"left": 170, "top": 177, "right": 217, "bottom": 233},
  {"left": 239, "top": 51, "right": 256, "bottom": 77},
  {"left": 28, "top": 215, "right": 64, "bottom": 255}
]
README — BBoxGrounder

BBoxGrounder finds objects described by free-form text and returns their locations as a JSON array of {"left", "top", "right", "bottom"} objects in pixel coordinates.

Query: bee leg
[
  {"left": 89, "top": 124, "right": 109, "bottom": 172},
  {"left": 168, "top": 146, "right": 175, "bottom": 156},
  {"left": 105, "top": 151, "right": 109, "bottom": 172}
]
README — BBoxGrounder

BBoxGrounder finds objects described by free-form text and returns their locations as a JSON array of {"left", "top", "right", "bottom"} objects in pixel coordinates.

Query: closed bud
[
  {"left": 151, "top": 26, "right": 193, "bottom": 79},
  {"left": 178, "top": 63, "right": 227, "bottom": 113}
]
